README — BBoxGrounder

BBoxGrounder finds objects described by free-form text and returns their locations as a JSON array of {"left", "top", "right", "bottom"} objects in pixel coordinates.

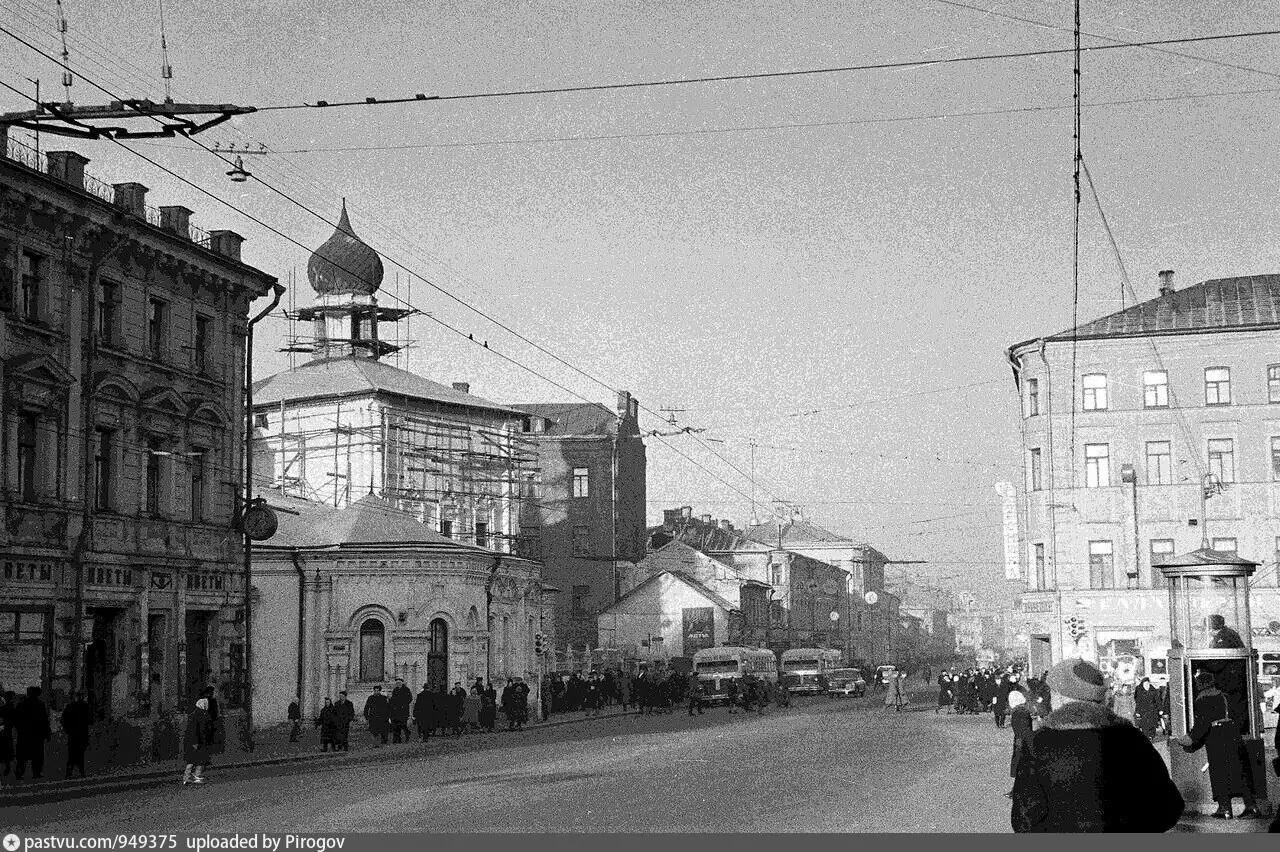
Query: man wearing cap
[
  {"left": 333, "top": 691, "right": 354, "bottom": 751},
  {"left": 389, "top": 677, "right": 412, "bottom": 744},
  {"left": 363, "top": 685, "right": 391, "bottom": 746},
  {"left": 1011, "top": 657, "right": 1184, "bottom": 832},
  {"left": 1176, "top": 670, "right": 1262, "bottom": 819}
]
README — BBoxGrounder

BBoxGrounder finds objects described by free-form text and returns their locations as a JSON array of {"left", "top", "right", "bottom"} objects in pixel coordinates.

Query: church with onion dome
[{"left": 247, "top": 206, "right": 551, "bottom": 724}]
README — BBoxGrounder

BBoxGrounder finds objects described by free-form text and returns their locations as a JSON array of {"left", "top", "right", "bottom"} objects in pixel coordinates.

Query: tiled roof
[
  {"left": 259, "top": 494, "right": 489, "bottom": 551},
  {"left": 253, "top": 357, "right": 520, "bottom": 414},
  {"left": 1044, "top": 275, "right": 1280, "bottom": 341},
  {"left": 509, "top": 403, "right": 617, "bottom": 436}
]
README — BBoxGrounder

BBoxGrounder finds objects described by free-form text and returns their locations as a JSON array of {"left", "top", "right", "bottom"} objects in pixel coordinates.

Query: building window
[
  {"left": 1084, "top": 443, "right": 1110, "bottom": 488},
  {"left": 1269, "top": 365, "right": 1280, "bottom": 404},
  {"left": 1205, "top": 367, "right": 1231, "bottom": 406},
  {"left": 1207, "top": 438, "right": 1235, "bottom": 484},
  {"left": 147, "top": 298, "right": 167, "bottom": 360},
  {"left": 572, "top": 467, "right": 589, "bottom": 498},
  {"left": 16, "top": 413, "right": 38, "bottom": 502},
  {"left": 475, "top": 521, "right": 488, "bottom": 547},
  {"left": 1082, "top": 374, "right": 1108, "bottom": 411},
  {"left": 358, "top": 619, "right": 385, "bottom": 682},
  {"left": 1150, "top": 539, "right": 1174, "bottom": 589},
  {"left": 1088, "top": 540, "right": 1114, "bottom": 589},
  {"left": 20, "top": 251, "right": 41, "bottom": 321},
  {"left": 1143, "top": 370, "right": 1169, "bottom": 408},
  {"left": 1272, "top": 437, "right": 1280, "bottom": 481},
  {"left": 94, "top": 427, "right": 113, "bottom": 511},
  {"left": 1026, "top": 378, "right": 1039, "bottom": 417},
  {"left": 571, "top": 585, "right": 591, "bottom": 617},
  {"left": 1028, "top": 448, "right": 1042, "bottom": 492},
  {"left": 771, "top": 562, "right": 784, "bottom": 587},
  {"left": 194, "top": 315, "right": 210, "bottom": 373},
  {"left": 439, "top": 519, "right": 453, "bottom": 539},
  {"left": 1033, "top": 542, "right": 1046, "bottom": 590},
  {"left": 190, "top": 448, "right": 207, "bottom": 521},
  {"left": 1145, "top": 441, "right": 1173, "bottom": 486},
  {"left": 96, "top": 281, "right": 118, "bottom": 345},
  {"left": 572, "top": 524, "right": 590, "bottom": 557},
  {"left": 1211, "top": 537, "right": 1237, "bottom": 553},
  {"left": 519, "top": 526, "right": 541, "bottom": 561},
  {"left": 521, "top": 472, "right": 541, "bottom": 499},
  {"left": 1275, "top": 537, "right": 1280, "bottom": 587},
  {"left": 145, "top": 439, "right": 163, "bottom": 515}
]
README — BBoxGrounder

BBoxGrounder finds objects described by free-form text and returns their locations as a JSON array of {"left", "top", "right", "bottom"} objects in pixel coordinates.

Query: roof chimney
[
  {"left": 452, "top": 382, "right": 470, "bottom": 394},
  {"left": 1158, "top": 269, "right": 1175, "bottom": 297},
  {"left": 719, "top": 519, "right": 732, "bottom": 531},
  {"left": 680, "top": 506, "right": 692, "bottom": 520},
  {"left": 700, "top": 514, "right": 712, "bottom": 524}
]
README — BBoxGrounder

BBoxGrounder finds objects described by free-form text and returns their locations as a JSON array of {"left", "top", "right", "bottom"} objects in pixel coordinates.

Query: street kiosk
[{"left": 1155, "top": 547, "right": 1269, "bottom": 811}]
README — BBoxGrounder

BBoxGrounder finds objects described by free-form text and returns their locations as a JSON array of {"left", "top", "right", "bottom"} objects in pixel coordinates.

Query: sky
[{"left": 4, "top": 0, "right": 1280, "bottom": 607}]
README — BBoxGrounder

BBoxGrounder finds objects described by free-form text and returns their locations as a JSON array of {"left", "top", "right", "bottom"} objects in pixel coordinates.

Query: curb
[{"left": 0, "top": 707, "right": 642, "bottom": 807}]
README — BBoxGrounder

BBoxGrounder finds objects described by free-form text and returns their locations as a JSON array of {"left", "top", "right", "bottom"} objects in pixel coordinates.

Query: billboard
[{"left": 682, "top": 607, "right": 715, "bottom": 656}]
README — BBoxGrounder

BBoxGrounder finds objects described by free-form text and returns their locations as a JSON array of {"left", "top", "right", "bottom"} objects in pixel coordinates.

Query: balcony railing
[{"left": 3, "top": 132, "right": 214, "bottom": 252}]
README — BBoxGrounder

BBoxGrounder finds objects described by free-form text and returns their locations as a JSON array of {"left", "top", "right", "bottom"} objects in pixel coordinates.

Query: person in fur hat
[{"left": 1011, "top": 658, "right": 1183, "bottom": 832}]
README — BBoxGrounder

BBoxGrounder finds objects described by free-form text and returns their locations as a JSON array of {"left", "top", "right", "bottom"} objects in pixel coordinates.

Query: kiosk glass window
[{"left": 1179, "top": 575, "right": 1246, "bottom": 650}]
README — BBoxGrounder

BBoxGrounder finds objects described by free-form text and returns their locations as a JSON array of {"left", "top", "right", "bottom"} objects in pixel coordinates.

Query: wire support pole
[{"left": 1068, "top": 0, "right": 1083, "bottom": 491}]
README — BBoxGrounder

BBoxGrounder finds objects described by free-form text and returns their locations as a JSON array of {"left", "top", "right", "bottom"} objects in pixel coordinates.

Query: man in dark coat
[
  {"left": 994, "top": 675, "right": 1013, "bottom": 729},
  {"left": 389, "top": 678, "right": 412, "bottom": 744},
  {"left": 0, "top": 690, "right": 15, "bottom": 779},
  {"left": 1133, "top": 678, "right": 1161, "bottom": 739},
  {"left": 1176, "top": 670, "right": 1261, "bottom": 819},
  {"left": 13, "top": 686, "right": 51, "bottom": 780},
  {"left": 1011, "top": 658, "right": 1183, "bottom": 832},
  {"left": 1208, "top": 614, "right": 1245, "bottom": 649},
  {"left": 512, "top": 679, "right": 530, "bottom": 729},
  {"left": 479, "top": 682, "right": 497, "bottom": 731},
  {"left": 413, "top": 684, "right": 433, "bottom": 741},
  {"left": 60, "top": 691, "right": 92, "bottom": 778},
  {"left": 448, "top": 683, "right": 467, "bottom": 734},
  {"left": 333, "top": 691, "right": 355, "bottom": 751},
  {"left": 317, "top": 697, "right": 338, "bottom": 751},
  {"left": 363, "top": 685, "right": 391, "bottom": 745},
  {"left": 287, "top": 697, "right": 302, "bottom": 742}
]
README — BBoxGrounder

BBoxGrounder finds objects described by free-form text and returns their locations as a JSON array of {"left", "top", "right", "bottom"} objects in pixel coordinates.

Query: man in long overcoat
[
  {"left": 13, "top": 686, "right": 51, "bottom": 780},
  {"left": 333, "top": 691, "right": 355, "bottom": 751},
  {"left": 1133, "top": 678, "right": 1161, "bottom": 738},
  {"left": 363, "top": 685, "right": 391, "bottom": 746},
  {"left": 413, "top": 684, "right": 433, "bottom": 741},
  {"left": 389, "top": 678, "right": 412, "bottom": 743},
  {"left": 60, "top": 691, "right": 92, "bottom": 778},
  {"left": 1177, "top": 670, "right": 1262, "bottom": 819}
]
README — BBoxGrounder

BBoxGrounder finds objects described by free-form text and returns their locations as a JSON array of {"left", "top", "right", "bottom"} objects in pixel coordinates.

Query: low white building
[
  {"left": 597, "top": 570, "right": 739, "bottom": 661},
  {"left": 250, "top": 494, "right": 545, "bottom": 726}
]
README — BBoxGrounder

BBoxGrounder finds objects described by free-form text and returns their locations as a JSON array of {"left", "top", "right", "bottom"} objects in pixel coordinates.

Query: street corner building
[
  {"left": 0, "top": 130, "right": 275, "bottom": 729},
  {"left": 248, "top": 494, "right": 546, "bottom": 726},
  {"left": 1007, "top": 270, "right": 1280, "bottom": 678}
]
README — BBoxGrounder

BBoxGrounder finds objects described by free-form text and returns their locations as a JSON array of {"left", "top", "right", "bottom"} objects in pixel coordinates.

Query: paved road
[{"left": 8, "top": 693, "right": 1013, "bottom": 832}]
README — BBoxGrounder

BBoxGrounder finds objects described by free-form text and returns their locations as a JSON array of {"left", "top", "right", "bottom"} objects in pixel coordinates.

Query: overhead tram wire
[
  {"left": 923, "top": 0, "right": 1280, "bottom": 83},
  {"left": 237, "top": 28, "right": 1280, "bottom": 113},
  {"left": 0, "top": 29, "right": 792, "bottom": 510},
  {"left": 0, "top": 80, "right": 771, "bottom": 516}
]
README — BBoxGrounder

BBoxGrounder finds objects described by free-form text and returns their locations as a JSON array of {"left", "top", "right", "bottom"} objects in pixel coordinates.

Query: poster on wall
[{"left": 683, "top": 607, "right": 715, "bottom": 656}]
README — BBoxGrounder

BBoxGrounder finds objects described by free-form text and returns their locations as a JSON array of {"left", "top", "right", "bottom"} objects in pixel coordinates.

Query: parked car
[{"left": 826, "top": 668, "right": 867, "bottom": 698}]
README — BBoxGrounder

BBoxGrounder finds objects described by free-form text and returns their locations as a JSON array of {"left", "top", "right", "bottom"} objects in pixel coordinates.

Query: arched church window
[
  {"left": 358, "top": 619, "right": 385, "bottom": 682},
  {"left": 430, "top": 618, "right": 448, "bottom": 656}
]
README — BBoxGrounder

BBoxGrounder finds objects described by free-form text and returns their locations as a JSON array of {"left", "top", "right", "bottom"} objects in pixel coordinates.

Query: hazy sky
[{"left": 5, "top": 0, "right": 1280, "bottom": 603}]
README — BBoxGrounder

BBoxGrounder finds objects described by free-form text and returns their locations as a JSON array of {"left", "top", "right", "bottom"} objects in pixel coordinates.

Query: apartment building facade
[
  {"left": 0, "top": 131, "right": 274, "bottom": 718},
  {"left": 1008, "top": 271, "right": 1280, "bottom": 676}
]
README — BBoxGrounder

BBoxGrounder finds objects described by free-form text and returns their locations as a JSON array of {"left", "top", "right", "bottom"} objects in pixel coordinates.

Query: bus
[
  {"left": 780, "top": 648, "right": 843, "bottom": 695},
  {"left": 692, "top": 646, "right": 778, "bottom": 704}
]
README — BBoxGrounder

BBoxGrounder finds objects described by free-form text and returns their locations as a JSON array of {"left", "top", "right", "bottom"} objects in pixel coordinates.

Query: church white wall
[{"left": 249, "top": 555, "right": 301, "bottom": 727}]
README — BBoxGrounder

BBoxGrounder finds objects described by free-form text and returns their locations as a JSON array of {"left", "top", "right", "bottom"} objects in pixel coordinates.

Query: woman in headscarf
[
  {"left": 936, "top": 672, "right": 953, "bottom": 715},
  {"left": 1008, "top": 689, "right": 1033, "bottom": 781},
  {"left": 1134, "top": 677, "right": 1160, "bottom": 739},
  {"left": 182, "top": 698, "right": 211, "bottom": 785}
]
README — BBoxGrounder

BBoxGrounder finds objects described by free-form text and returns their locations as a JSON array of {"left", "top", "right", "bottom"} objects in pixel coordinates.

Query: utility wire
[
  {"left": 0, "top": 28, "right": 793, "bottom": 513},
  {"left": 922, "top": 0, "right": 1280, "bottom": 82},
  {"left": 236, "top": 29, "right": 1280, "bottom": 112}
]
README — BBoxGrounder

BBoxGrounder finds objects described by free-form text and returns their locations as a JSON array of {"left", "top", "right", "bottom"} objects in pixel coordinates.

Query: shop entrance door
[{"left": 185, "top": 611, "right": 214, "bottom": 704}]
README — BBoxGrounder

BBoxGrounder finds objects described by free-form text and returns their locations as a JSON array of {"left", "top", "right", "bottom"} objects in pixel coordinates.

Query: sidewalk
[{"left": 0, "top": 703, "right": 640, "bottom": 806}]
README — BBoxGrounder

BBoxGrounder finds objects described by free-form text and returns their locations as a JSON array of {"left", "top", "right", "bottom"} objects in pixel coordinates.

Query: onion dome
[{"left": 307, "top": 202, "right": 384, "bottom": 296}]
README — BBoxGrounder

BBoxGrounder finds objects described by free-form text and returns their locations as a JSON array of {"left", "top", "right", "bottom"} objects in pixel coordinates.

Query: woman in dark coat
[
  {"left": 479, "top": 683, "right": 497, "bottom": 732},
  {"left": 182, "top": 698, "right": 211, "bottom": 785},
  {"left": 936, "top": 673, "right": 953, "bottom": 714},
  {"left": 1177, "top": 670, "right": 1261, "bottom": 819},
  {"left": 1134, "top": 678, "right": 1161, "bottom": 738},
  {"left": 994, "top": 676, "right": 1013, "bottom": 728},
  {"left": 317, "top": 698, "right": 338, "bottom": 751}
]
